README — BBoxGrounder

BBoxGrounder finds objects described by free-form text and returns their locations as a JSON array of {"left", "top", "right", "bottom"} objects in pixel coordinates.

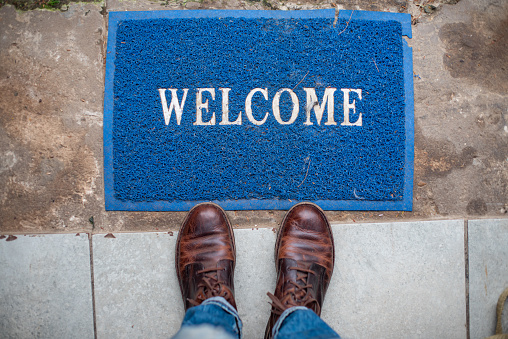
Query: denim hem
[
  {"left": 200, "top": 296, "right": 243, "bottom": 339},
  {"left": 271, "top": 306, "right": 309, "bottom": 338}
]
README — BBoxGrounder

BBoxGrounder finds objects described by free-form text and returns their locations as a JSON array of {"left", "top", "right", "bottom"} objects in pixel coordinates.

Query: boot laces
[
  {"left": 267, "top": 266, "right": 320, "bottom": 315},
  {"left": 187, "top": 267, "right": 233, "bottom": 307}
]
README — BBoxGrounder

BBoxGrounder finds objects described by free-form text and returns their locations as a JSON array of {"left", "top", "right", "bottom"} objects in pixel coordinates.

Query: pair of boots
[{"left": 176, "top": 202, "right": 335, "bottom": 339}]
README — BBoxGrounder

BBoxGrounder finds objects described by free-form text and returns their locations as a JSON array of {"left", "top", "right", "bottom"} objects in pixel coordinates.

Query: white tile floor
[{"left": 1, "top": 219, "right": 507, "bottom": 339}]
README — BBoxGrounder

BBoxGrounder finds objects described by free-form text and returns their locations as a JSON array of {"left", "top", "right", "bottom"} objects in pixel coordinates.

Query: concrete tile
[
  {"left": 93, "top": 229, "right": 278, "bottom": 338},
  {"left": 93, "top": 232, "right": 183, "bottom": 338},
  {"left": 322, "top": 220, "right": 467, "bottom": 339},
  {"left": 235, "top": 228, "right": 277, "bottom": 339},
  {"left": 0, "top": 234, "right": 94, "bottom": 339},
  {"left": 93, "top": 221, "right": 467, "bottom": 339},
  {"left": 469, "top": 219, "right": 508, "bottom": 339}
]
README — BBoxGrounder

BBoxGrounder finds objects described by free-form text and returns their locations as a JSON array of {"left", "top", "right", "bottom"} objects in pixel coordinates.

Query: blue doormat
[{"left": 104, "top": 9, "right": 414, "bottom": 211}]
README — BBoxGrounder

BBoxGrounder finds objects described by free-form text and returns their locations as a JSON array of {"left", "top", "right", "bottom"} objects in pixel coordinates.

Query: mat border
[{"left": 104, "top": 9, "right": 414, "bottom": 211}]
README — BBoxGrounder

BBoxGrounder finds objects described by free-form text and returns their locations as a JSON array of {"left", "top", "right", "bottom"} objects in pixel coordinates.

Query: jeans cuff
[
  {"left": 271, "top": 306, "right": 309, "bottom": 338},
  {"left": 201, "top": 297, "right": 243, "bottom": 338}
]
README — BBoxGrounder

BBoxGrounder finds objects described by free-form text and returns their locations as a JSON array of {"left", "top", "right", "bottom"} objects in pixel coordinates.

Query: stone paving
[
  {"left": 1, "top": 0, "right": 507, "bottom": 338},
  {"left": 0, "top": 0, "right": 507, "bottom": 233},
  {"left": 1, "top": 219, "right": 507, "bottom": 338}
]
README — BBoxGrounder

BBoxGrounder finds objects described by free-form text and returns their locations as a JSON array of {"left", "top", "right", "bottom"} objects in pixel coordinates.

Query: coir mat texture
[{"left": 104, "top": 9, "right": 414, "bottom": 211}]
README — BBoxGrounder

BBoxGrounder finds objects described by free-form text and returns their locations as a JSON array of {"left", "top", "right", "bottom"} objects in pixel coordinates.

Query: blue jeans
[{"left": 172, "top": 297, "right": 341, "bottom": 339}]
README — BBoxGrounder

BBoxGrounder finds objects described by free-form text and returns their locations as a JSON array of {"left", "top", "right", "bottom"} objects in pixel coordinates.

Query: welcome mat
[{"left": 104, "top": 9, "right": 414, "bottom": 211}]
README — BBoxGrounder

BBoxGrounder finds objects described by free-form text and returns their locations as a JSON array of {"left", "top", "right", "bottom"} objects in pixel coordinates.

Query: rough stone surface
[
  {"left": 0, "top": 0, "right": 507, "bottom": 234},
  {"left": 0, "top": 4, "right": 105, "bottom": 234},
  {"left": 411, "top": 0, "right": 508, "bottom": 219},
  {"left": 0, "top": 234, "right": 94, "bottom": 338},
  {"left": 468, "top": 219, "right": 508, "bottom": 339},
  {"left": 322, "top": 220, "right": 467, "bottom": 338}
]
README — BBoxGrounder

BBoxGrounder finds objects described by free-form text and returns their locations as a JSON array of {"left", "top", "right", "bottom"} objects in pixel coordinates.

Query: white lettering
[
  {"left": 194, "top": 88, "right": 216, "bottom": 126},
  {"left": 158, "top": 88, "right": 188, "bottom": 125},
  {"left": 245, "top": 88, "right": 269, "bottom": 126},
  {"left": 272, "top": 88, "right": 299, "bottom": 125},
  {"left": 219, "top": 88, "right": 241, "bottom": 125},
  {"left": 340, "top": 88, "right": 362, "bottom": 126},
  {"left": 303, "top": 88, "right": 337, "bottom": 126},
  {"left": 158, "top": 87, "right": 366, "bottom": 127}
]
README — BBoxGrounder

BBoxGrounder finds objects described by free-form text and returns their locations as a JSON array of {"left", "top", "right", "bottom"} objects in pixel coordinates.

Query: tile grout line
[
  {"left": 464, "top": 219, "right": 470, "bottom": 339},
  {"left": 89, "top": 233, "right": 98, "bottom": 339}
]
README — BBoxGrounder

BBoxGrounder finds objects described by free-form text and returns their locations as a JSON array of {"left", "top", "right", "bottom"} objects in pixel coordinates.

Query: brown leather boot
[
  {"left": 176, "top": 203, "right": 237, "bottom": 310},
  {"left": 264, "top": 202, "right": 335, "bottom": 339}
]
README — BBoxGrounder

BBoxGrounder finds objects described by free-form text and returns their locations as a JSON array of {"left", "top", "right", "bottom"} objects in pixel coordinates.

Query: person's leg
[
  {"left": 172, "top": 296, "right": 241, "bottom": 339},
  {"left": 264, "top": 202, "right": 340, "bottom": 339},
  {"left": 271, "top": 307, "right": 340, "bottom": 339},
  {"left": 174, "top": 203, "right": 241, "bottom": 339}
]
